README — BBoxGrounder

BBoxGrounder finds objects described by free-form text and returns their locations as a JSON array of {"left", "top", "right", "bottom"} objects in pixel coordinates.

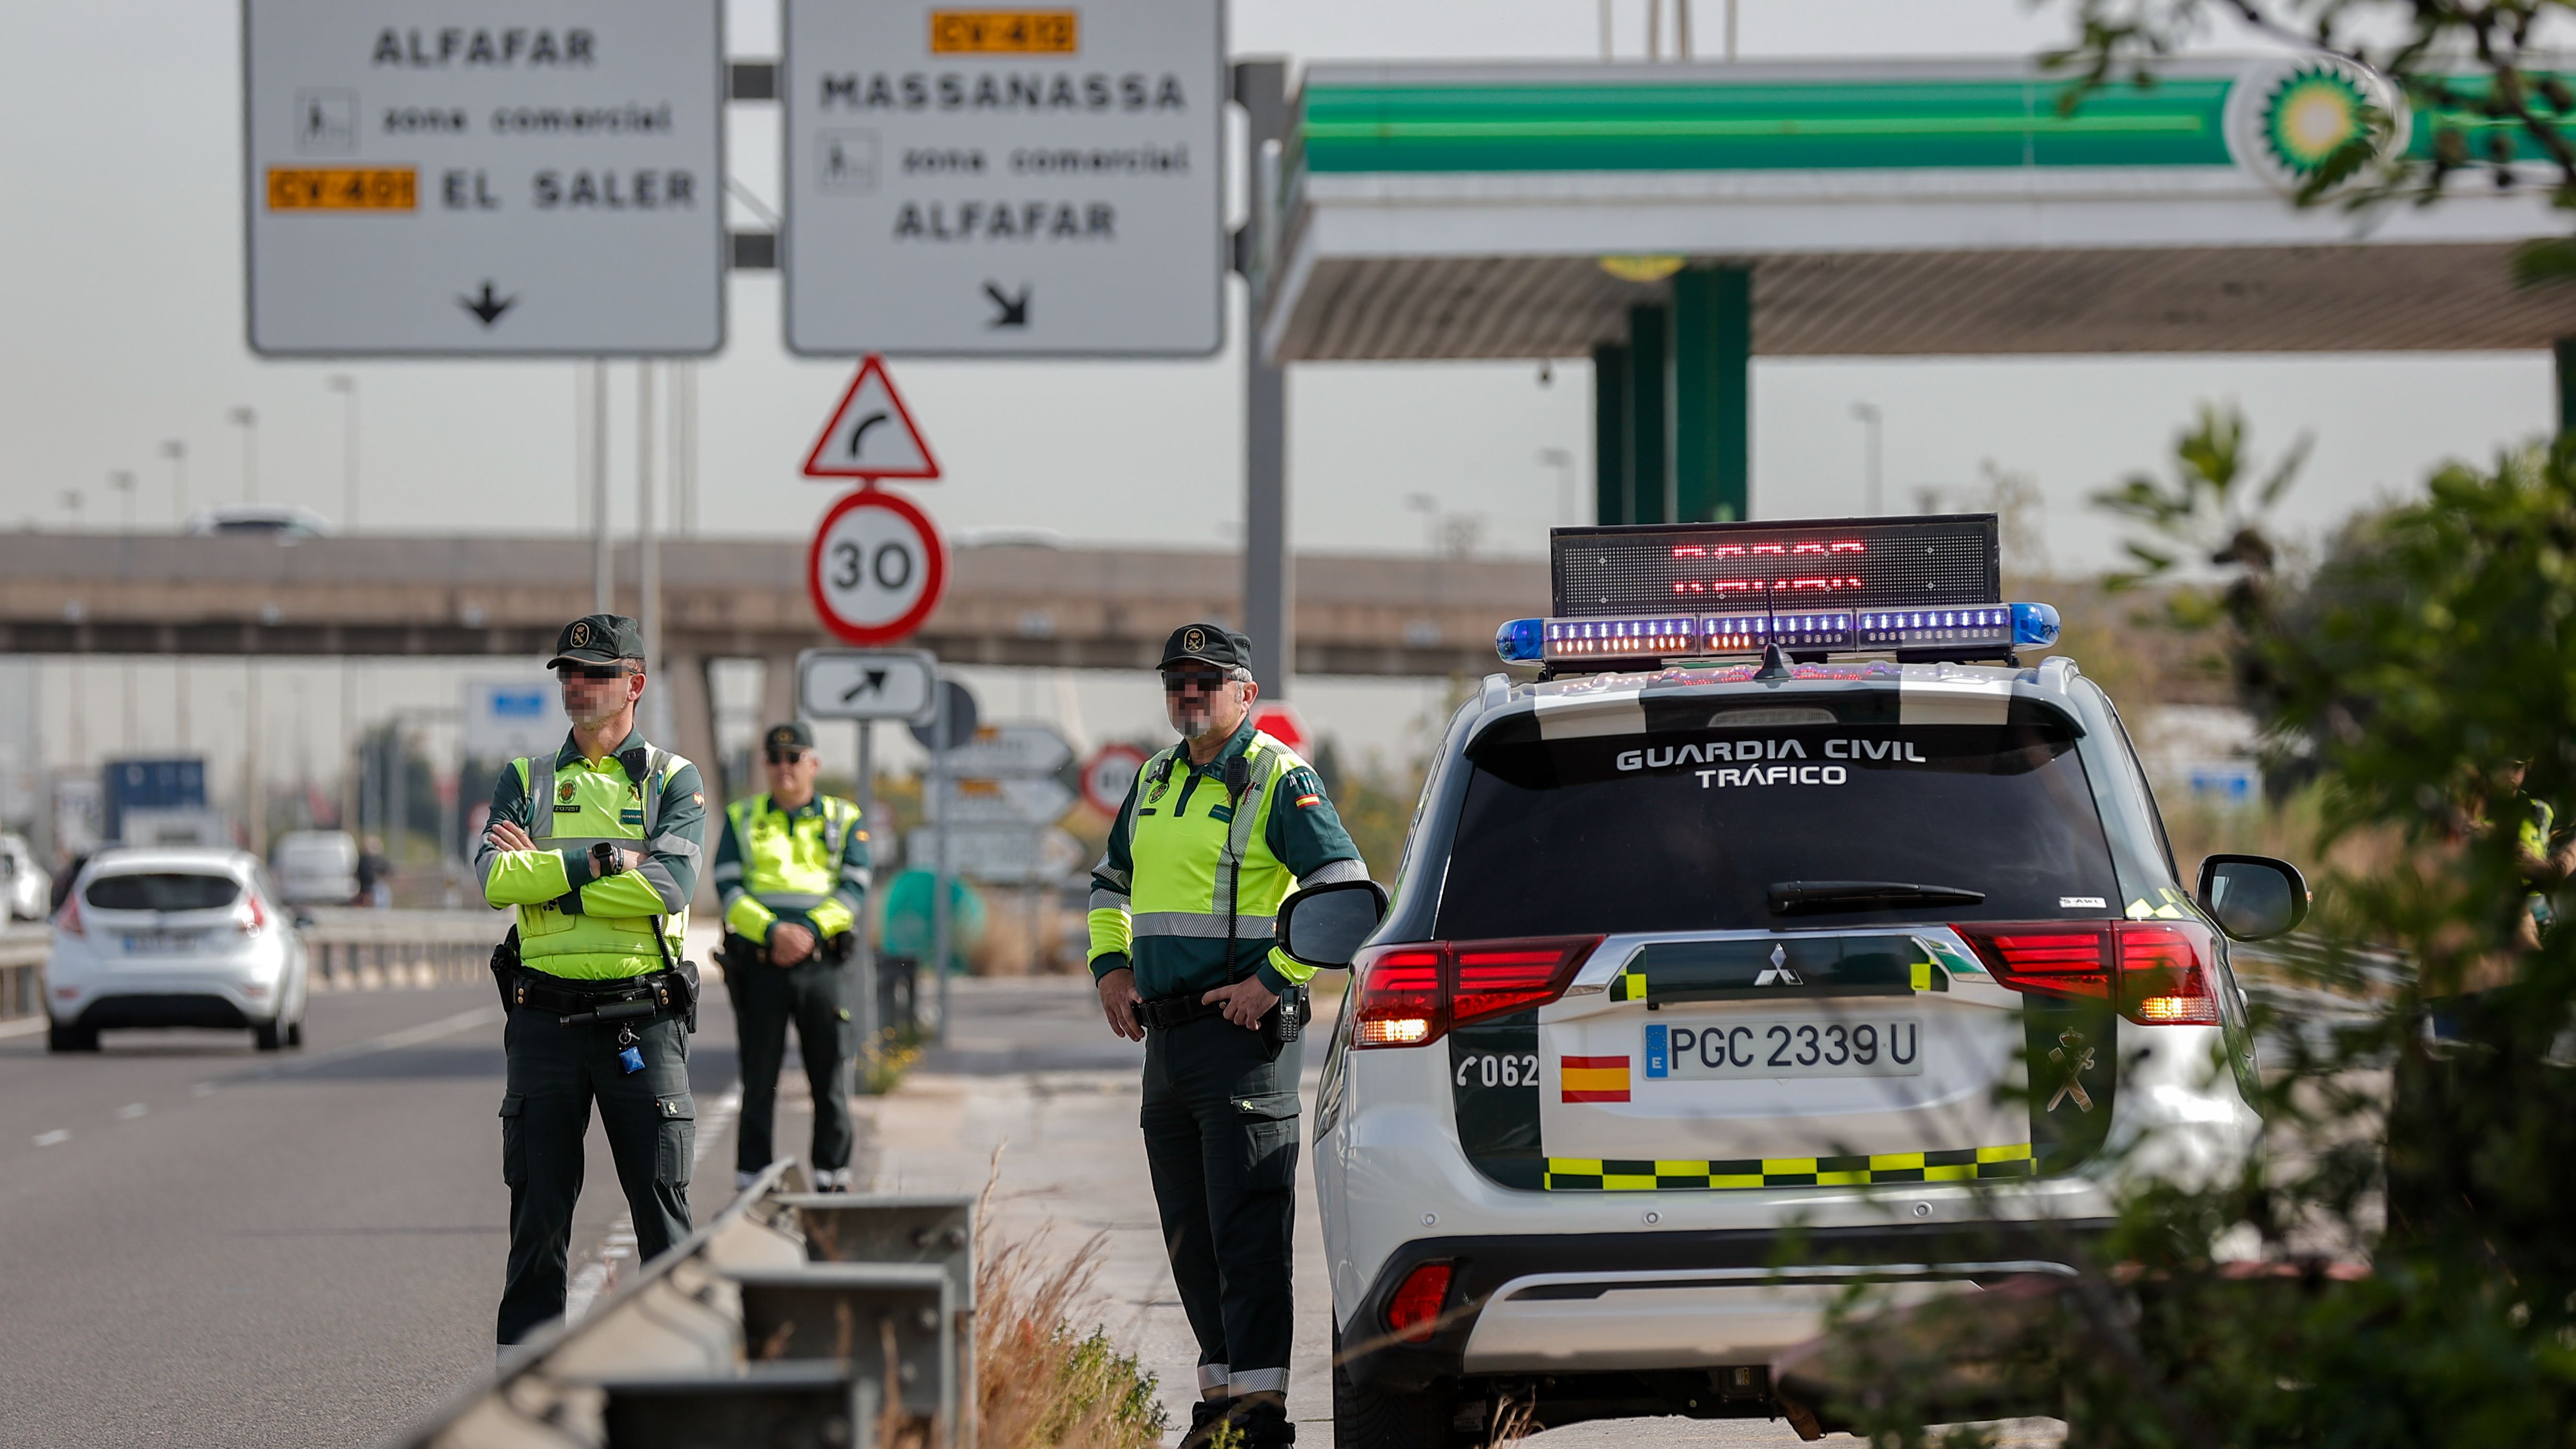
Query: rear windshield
[
  {"left": 85, "top": 873, "right": 242, "bottom": 912},
  {"left": 1436, "top": 698, "right": 2119, "bottom": 937}
]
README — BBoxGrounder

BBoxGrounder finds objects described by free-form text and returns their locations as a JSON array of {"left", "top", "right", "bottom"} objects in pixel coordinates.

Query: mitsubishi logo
[{"left": 1753, "top": 942, "right": 1804, "bottom": 988}]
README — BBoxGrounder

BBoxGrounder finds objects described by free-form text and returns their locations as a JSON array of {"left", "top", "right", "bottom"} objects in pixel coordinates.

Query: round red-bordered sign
[{"left": 806, "top": 488, "right": 949, "bottom": 646}]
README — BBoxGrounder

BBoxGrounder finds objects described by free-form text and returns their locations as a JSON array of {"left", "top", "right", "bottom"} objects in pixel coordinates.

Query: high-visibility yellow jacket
[
  {"left": 474, "top": 731, "right": 706, "bottom": 981},
  {"left": 1087, "top": 716, "right": 1366, "bottom": 999},
  {"left": 712, "top": 792, "right": 871, "bottom": 945}
]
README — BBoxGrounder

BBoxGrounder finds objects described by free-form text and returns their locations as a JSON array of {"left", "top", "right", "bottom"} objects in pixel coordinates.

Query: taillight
[
  {"left": 1352, "top": 947, "right": 1444, "bottom": 1047},
  {"left": 236, "top": 895, "right": 268, "bottom": 936},
  {"left": 1351, "top": 937, "right": 1601, "bottom": 1048},
  {"left": 1385, "top": 1262, "right": 1454, "bottom": 1344},
  {"left": 55, "top": 897, "right": 82, "bottom": 937},
  {"left": 2118, "top": 923, "right": 2221, "bottom": 1025},
  {"left": 1952, "top": 920, "right": 2221, "bottom": 1027}
]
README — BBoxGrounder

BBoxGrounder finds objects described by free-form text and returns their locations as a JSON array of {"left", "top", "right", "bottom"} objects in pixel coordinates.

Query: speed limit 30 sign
[{"left": 807, "top": 489, "right": 948, "bottom": 645}]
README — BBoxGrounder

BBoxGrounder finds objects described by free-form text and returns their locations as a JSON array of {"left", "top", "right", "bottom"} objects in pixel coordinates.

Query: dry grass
[{"left": 970, "top": 1167, "right": 1168, "bottom": 1449}]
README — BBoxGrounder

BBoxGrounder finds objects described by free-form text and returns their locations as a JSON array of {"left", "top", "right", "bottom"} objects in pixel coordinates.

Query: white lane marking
[
  {"left": 113, "top": 1103, "right": 148, "bottom": 1120},
  {"left": 566, "top": 1081, "right": 742, "bottom": 1323},
  {"left": 252, "top": 1005, "right": 503, "bottom": 1079},
  {"left": 33, "top": 1129, "right": 70, "bottom": 1146}
]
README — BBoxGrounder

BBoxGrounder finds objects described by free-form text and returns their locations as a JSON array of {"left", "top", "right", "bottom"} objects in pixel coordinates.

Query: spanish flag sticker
[{"left": 1561, "top": 1055, "right": 1631, "bottom": 1103}]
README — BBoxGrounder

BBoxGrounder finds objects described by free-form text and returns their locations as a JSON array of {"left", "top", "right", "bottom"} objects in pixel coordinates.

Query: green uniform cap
[
  {"left": 548, "top": 613, "right": 646, "bottom": 668},
  {"left": 763, "top": 721, "right": 816, "bottom": 753},
  {"left": 1159, "top": 621, "right": 1253, "bottom": 671}
]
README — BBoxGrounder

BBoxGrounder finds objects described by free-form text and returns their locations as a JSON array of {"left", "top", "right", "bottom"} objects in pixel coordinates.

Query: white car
[
  {"left": 272, "top": 829, "right": 360, "bottom": 906},
  {"left": 182, "top": 502, "right": 334, "bottom": 538},
  {"left": 1292, "top": 518, "right": 2304, "bottom": 1445},
  {"left": 45, "top": 848, "right": 310, "bottom": 1054},
  {"left": 0, "top": 832, "right": 51, "bottom": 921}
]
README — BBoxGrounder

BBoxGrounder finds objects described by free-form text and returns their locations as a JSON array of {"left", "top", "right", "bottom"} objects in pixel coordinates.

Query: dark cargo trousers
[
  {"left": 1141, "top": 1012, "right": 1305, "bottom": 1400},
  {"left": 730, "top": 940, "right": 857, "bottom": 1178},
  {"left": 496, "top": 1007, "right": 695, "bottom": 1345}
]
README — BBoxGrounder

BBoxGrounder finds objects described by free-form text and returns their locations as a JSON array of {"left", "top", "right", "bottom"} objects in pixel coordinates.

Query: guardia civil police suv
[{"left": 1274, "top": 515, "right": 2307, "bottom": 1446}]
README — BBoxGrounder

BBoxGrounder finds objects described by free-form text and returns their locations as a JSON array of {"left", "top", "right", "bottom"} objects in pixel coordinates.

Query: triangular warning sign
[{"left": 801, "top": 354, "right": 941, "bottom": 482}]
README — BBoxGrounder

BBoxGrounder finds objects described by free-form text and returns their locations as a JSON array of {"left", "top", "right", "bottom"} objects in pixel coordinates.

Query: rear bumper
[
  {"left": 1341, "top": 1219, "right": 2111, "bottom": 1392},
  {"left": 67, "top": 993, "right": 257, "bottom": 1031}
]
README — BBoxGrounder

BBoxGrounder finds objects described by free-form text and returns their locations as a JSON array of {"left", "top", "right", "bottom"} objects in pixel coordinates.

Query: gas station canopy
[{"left": 1254, "top": 56, "right": 2576, "bottom": 362}]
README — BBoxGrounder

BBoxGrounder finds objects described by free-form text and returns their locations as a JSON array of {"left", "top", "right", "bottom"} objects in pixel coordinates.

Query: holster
[{"left": 489, "top": 929, "right": 521, "bottom": 1015}]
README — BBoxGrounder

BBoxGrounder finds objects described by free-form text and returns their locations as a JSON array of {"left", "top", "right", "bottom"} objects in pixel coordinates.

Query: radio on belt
[{"left": 1493, "top": 513, "right": 2061, "bottom": 670}]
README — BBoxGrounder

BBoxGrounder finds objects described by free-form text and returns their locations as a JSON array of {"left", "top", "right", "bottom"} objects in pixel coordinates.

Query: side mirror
[
  {"left": 291, "top": 907, "right": 318, "bottom": 931},
  {"left": 1276, "top": 878, "right": 1390, "bottom": 970},
  {"left": 2196, "top": 854, "right": 2309, "bottom": 942}
]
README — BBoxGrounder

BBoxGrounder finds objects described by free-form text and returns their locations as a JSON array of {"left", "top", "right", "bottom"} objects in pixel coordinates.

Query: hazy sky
[{"left": 1, "top": 1, "right": 2563, "bottom": 818}]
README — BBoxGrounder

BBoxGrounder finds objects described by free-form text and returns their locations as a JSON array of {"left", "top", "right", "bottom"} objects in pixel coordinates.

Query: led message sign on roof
[{"left": 1551, "top": 515, "right": 2001, "bottom": 620}]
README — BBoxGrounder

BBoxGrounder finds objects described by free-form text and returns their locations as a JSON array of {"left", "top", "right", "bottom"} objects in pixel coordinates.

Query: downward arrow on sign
[{"left": 461, "top": 281, "right": 517, "bottom": 327}]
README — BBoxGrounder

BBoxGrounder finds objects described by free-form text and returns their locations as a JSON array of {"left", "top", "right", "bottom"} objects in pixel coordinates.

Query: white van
[{"left": 271, "top": 830, "right": 359, "bottom": 906}]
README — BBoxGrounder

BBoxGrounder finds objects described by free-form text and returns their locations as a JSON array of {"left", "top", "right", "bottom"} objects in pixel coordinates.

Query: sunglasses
[
  {"left": 766, "top": 750, "right": 811, "bottom": 766},
  {"left": 557, "top": 663, "right": 633, "bottom": 682},
  {"left": 1161, "top": 669, "right": 1231, "bottom": 695}
]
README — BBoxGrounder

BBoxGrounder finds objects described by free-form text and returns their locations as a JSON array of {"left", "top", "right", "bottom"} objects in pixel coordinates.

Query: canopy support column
[{"left": 1673, "top": 265, "right": 1751, "bottom": 522}]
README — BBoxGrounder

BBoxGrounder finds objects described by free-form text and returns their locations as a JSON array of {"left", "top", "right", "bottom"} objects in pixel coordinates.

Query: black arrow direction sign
[
  {"left": 461, "top": 281, "right": 517, "bottom": 327},
  {"left": 840, "top": 668, "right": 890, "bottom": 704},
  {"left": 983, "top": 282, "right": 1030, "bottom": 328}
]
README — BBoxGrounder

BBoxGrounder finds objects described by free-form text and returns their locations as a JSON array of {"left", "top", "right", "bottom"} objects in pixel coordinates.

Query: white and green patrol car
[{"left": 1285, "top": 515, "right": 2306, "bottom": 1446}]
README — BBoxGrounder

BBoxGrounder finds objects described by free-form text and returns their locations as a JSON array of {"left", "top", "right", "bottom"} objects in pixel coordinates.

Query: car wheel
[
  {"left": 1332, "top": 1323, "right": 1462, "bottom": 1449},
  {"left": 253, "top": 1019, "right": 284, "bottom": 1052},
  {"left": 286, "top": 1018, "right": 305, "bottom": 1049},
  {"left": 46, "top": 1020, "right": 99, "bottom": 1054}
]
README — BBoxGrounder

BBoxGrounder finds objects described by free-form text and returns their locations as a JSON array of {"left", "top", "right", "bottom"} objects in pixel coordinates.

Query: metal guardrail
[
  {"left": 299, "top": 907, "right": 506, "bottom": 993},
  {"left": 393, "top": 1163, "right": 979, "bottom": 1449},
  {"left": 0, "top": 911, "right": 506, "bottom": 1023}
]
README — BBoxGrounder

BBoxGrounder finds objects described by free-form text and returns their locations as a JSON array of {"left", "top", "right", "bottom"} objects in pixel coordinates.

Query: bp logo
[{"left": 2226, "top": 56, "right": 2407, "bottom": 196}]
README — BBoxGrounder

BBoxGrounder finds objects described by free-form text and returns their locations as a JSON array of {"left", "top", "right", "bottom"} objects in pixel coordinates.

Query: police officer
[
  {"left": 475, "top": 614, "right": 709, "bottom": 1353},
  {"left": 1089, "top": 624, "right": 1368, "bottom": 1448},
  {"left": 713, "top": 721, "right": 872, "bottom": 1193}
]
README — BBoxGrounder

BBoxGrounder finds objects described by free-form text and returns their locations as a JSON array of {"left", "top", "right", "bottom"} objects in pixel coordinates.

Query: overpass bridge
[{"left": 0, "top": 530, "right": 1537, "bottom": 787}]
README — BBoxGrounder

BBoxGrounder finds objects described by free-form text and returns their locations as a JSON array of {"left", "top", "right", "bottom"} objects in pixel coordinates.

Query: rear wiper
[{"left": 1768, "top": 880, "right": 1987, "bottom": 915}]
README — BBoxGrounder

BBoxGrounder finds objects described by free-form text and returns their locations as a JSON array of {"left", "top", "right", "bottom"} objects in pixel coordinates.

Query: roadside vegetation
[
  {"left": 969, "top": 1176, "right": 1168, "bottom": 1449},
  {"left": 1810, "top": 405, "right": 2576, "bottom": 1444}
]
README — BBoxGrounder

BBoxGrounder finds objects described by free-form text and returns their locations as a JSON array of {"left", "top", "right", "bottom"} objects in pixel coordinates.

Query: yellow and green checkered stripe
[{"left": 1543, "top": 1142, "right": 2034, "bottom": 1191}]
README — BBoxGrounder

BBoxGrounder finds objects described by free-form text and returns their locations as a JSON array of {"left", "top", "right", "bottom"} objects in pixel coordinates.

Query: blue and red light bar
[{"left": 1501, "top": 515, "right": 2061, "bottom": 667}]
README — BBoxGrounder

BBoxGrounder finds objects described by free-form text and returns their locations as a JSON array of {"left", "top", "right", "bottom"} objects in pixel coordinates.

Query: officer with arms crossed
[
  {"left": 476, "top": 615, "right": 709, "bottom": 1354},
  {"left": 1091, "top": 624, "right": 1368, "bottom": 1448},
  {"left": 713, "top": 721, "right": 872, "bottom": 1192}
]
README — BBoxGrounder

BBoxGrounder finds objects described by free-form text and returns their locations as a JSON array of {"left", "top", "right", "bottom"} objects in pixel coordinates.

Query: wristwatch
[{"left": 590, "top": 841, "right": 626, "bottom": 877}]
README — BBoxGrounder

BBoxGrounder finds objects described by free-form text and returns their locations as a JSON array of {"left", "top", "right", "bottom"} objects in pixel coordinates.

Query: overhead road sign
[
  {"left": 243, "top": 0, "right": 727, "bottom": 356},
  {"left": 802, "top": 356, "right": 941, "bottom": 481},
  {"left": 808, "top": 490, "right": 948, "bottom": 646},
  {"left": 925, "top": 775, "right": 1077, "bottom": 826},
  {"left": 779, "top": 0, "right": 1226, "bottom": 356},
  {"left": 936, "top": 723, "right": 1074, "bottom": 779},
  {"left": 1077, "top": 742, "right": 1146, "bottom": 817},
  {"left": 798, "top": 648, "right": 939, "bottom": 722}
]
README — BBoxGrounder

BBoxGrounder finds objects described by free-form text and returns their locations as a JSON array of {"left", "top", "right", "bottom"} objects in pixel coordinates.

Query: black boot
[
  {"left": 1231, "top": 1397, "right": 1297, "bottom": 1447},
  {"left": 1177, "top": 1396, "right": 1239, "bottom": 1448}
]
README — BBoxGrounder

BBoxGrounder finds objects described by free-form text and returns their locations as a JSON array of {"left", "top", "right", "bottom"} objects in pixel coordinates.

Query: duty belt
[
  {"left": 512, "top": 966, "right": 691, "bottom": 1026},
  {"left": 1135, "top": 992, "right": 1226, "bottom": 1031}
]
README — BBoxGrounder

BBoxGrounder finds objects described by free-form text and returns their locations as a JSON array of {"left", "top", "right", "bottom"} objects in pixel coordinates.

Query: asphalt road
[{"left": 0, "top": 978, "right": 744, "bottom": 1448}]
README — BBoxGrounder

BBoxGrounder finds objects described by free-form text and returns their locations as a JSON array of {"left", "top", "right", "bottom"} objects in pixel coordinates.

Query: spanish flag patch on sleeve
[{"left": 1294, "top": 792, "right": 1322, "bottom": 808}]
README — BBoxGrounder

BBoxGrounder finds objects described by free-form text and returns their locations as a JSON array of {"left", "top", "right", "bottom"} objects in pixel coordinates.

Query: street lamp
[
  {"left": 59, "top": 489, "right": 83, "bottom": 527},
  {"left": 326, "top": 375, "right": 358, "bottom": 531},
  {"left": 159, "top": 440, "right": 187, "bottom": 527},
  {"left": 107, "top": 470, "right": 136, "bottom": 532},
  {"left": 228, "top": 406, "right": 259, "bottom": 503},
  {"left": 1849, "top": 401, "right": 1884, "bottom": 516},
  {"left": 1404, "top": 492, "right": 1441, "bottom": 556},
  {"left": 1538, "top": 447, "right": 1578, "bottom": 527}
]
